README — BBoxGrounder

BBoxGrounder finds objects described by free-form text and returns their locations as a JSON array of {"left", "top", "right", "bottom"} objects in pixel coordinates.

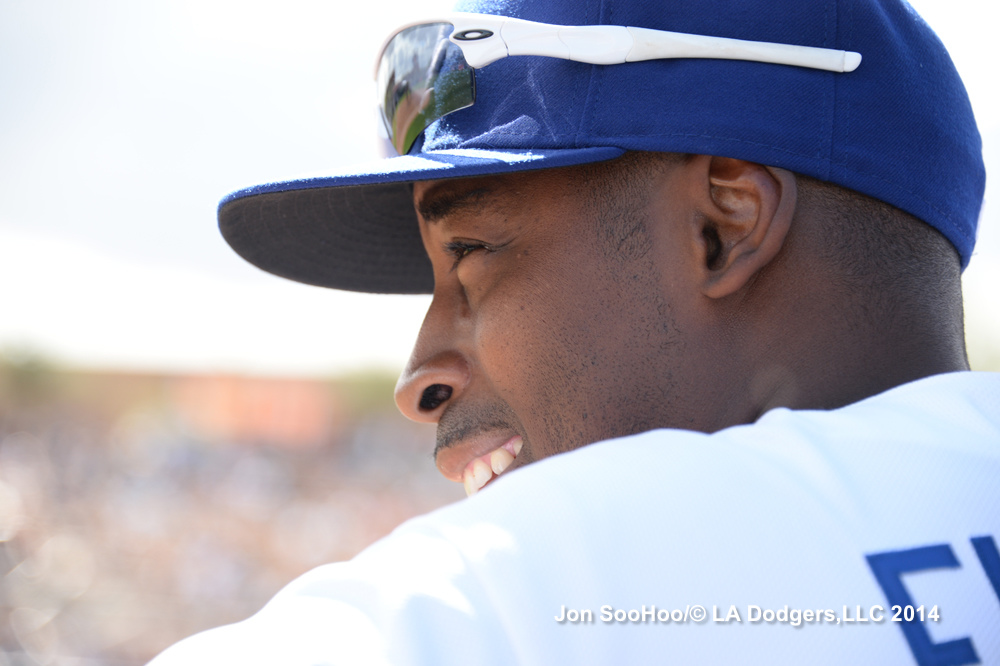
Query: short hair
[
  {"left": 797, "top": 175, "right": 960, "bottom": 283},
  {"left": 796, "top": 176, "right": 964, "bottom": 338},
  {"left": 577, "top": 151, "right": 683, "bottom": 264}
]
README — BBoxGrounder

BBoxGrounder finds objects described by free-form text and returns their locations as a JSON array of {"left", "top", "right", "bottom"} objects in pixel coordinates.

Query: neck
[{"left": 749, "top": 287, "right": 969, "bottom": 419}]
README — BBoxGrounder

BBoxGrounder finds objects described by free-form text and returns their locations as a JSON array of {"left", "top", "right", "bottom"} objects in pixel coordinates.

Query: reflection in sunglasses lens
[{"left": 377, "top": 23, "right": 475, "bottom": 154}]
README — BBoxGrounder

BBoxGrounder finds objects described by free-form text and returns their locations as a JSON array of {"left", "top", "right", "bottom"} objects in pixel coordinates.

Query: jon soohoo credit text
[{"left": 554, "top": 604, "right": 940, "bottom": 626}]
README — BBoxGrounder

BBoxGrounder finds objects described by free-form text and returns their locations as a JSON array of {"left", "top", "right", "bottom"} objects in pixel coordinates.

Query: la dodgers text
[{"left": 554, "top": 604, "right": 941, "bottom": 625}]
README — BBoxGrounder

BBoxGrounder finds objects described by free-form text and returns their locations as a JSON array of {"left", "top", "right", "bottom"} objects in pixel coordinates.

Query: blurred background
[{"left": 0, "top": 0, "right": 997, "bottom": 663}]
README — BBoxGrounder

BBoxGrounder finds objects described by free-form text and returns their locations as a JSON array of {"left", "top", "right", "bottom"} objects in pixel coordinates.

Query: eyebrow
[{"left": 416, "top": 186, "right": 499, "bottom": 224}]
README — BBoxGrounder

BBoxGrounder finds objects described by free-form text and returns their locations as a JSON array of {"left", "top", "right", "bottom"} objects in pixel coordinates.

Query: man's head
[
  {"left": 393, "top": 152, "right": 968, "bottom": 493},
  {"left": 214, "top": 0, "right": 984, "bottom": 491}
]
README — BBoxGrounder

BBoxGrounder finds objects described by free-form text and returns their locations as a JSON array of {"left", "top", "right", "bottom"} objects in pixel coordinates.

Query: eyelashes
[{"left": 444, "top": 239, "right": 502, "bottom": 270}]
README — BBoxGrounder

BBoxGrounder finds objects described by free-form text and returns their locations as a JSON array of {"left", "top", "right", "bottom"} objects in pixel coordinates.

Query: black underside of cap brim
[
  {"left": 219, "top": 146, "right": 628, "bottom": 294},
  {"left": 220, "top": 182, "right": 434, "bottom": 294}
]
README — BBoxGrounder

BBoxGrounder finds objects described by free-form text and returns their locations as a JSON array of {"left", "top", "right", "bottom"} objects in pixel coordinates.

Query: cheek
[
  {"left": 473, "top": 271, "right": 562, "bottom": 393},
  {"left": 483, "top": 241, "right": 686, "bottom": 453},
  {"left": 472, "top": 247, "right": 626, "bottom": 440}
]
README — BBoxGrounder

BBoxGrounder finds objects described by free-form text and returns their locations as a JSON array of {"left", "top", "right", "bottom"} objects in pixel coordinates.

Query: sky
[{"left": 0, "top": 0, "right": 997, "bottom": 376}]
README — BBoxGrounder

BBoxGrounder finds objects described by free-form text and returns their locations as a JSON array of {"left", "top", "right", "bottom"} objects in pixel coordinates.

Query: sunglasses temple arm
[
  {"left": 623, "top": 27, "right": 862, "bottom": 73},
  {"left": 454, "top": 17, "right": 637, "bottom": 67},
  {"left": 454, "top": 16, "right": 861, "bottom": 73}
]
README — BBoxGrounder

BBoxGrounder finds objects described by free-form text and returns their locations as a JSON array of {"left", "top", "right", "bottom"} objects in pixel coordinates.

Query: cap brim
[{"left": 219, "top": 146, "right": 625, "bottom": 294}]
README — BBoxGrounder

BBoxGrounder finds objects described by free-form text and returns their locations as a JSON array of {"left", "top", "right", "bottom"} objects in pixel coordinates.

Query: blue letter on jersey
[
  {"left": 866, "top": 545, "right": 978, "bottom": 666},
  {"left": 970, "top": 535, "right": 1000, "bottom": 605}
]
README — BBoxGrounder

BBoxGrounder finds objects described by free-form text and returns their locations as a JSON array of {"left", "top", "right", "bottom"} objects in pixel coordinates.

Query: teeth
[
  {"left": 463, "top": 458, "right": 493, "bottom": 497},
  {"left": 463, "top": 436, "right": 525, "bottom": 497},
  {"left": 463, "top": 469, "right": 477, "bottom": 497},
  {"left": 490, "top": 447, "right": 515, "bottom": 475}
]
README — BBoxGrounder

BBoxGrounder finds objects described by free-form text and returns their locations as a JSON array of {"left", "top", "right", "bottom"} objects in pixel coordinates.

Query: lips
[
  {"left": 462, "top": 435, "right": 523, "bottom": 496},
  {"left": 431, "top": 399, "right": 526, "bottom": 495}
]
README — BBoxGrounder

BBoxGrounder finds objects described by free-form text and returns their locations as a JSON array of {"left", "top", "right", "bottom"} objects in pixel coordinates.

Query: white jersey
[{"left": 151, "top": 371, "right": 1000, "bottom": 665}]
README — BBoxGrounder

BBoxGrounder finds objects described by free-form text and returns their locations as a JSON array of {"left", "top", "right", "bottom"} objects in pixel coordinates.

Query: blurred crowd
[{"left": 0, "top": 353, "right": 459, "bottom": 665}]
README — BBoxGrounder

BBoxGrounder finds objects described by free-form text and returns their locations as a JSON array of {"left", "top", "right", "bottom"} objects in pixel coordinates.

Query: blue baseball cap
[{"left": 219, "top": 0, "right": 985, "bottom": 294}]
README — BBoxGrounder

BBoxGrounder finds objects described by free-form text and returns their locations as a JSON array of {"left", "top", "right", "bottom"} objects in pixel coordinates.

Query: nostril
[{"left": 419, "top": 384, "right": 453, "bottom": 411}]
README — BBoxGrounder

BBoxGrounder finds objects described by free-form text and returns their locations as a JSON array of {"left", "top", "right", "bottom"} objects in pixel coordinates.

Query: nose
[{"left": 394, "top": 298, "right": 471, "bottom": 423}]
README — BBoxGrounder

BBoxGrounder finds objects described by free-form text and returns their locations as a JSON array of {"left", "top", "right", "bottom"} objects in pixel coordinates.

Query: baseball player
[{"left": 152, "top": 0, "right": 1000, "bottom": 663}]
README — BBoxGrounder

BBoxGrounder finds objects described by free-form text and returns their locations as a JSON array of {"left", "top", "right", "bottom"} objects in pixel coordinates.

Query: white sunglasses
[{"left": 376, "top": 13, "right": 863, "bottom": 155}]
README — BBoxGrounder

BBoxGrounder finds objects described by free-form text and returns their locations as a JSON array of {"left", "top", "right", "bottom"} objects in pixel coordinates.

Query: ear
[{"left": 694, "top": 156, "right": 797, "bottom": 299}]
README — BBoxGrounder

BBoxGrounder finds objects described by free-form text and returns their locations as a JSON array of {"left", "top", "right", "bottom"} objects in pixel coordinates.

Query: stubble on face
[{"left": 433, "top": 397, "right": 524, "bottom": 460}]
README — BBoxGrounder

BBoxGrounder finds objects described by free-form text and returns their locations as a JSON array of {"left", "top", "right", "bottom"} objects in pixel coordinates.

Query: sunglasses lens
[{"left": 377, "top": 23, "right": 475, "bottom": 155}]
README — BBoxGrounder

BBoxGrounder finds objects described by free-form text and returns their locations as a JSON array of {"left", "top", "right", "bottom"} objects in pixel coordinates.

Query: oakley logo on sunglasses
[
  {"left": 454, "top": 29, "right": 494, "bottom": 41},
  {"left": 376, "top": 12, "right": 863, "bottom": 155}
]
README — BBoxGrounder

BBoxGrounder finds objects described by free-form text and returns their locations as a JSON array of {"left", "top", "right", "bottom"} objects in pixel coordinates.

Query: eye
[{"left": 444, "top": 240, "right": 492, "bottom": 270}]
